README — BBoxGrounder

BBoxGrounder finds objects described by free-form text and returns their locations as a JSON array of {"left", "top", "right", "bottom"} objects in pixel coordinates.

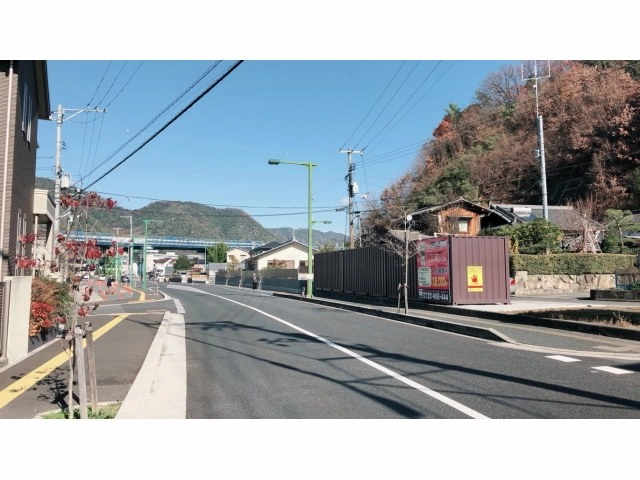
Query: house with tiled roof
[
  {"left": 490, "top": 204, "right": 605, "bottom": 252},
  {"left": 408, "top": 197, "right": 511, "bottom": 236}
]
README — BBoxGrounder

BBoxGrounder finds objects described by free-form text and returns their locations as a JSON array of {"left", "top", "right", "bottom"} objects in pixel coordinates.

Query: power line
[
  {"left": 85, "top": 61, "right": 112, "bottom": 108},
  {"left": 353, "top": 61, "right": 420, "bottom": 150},
  {"left": 361, "top": 61, "right": 443, "bottom": 151},
  {"left": 80, "top": 61, "right": 235, "bottom": 190},
  {"left": 339, "top": 61, "right": 406, "bottom": 151},
  {"left": 80, "top": 61, "right": 222, "bottom": 185},
  {"left": 93, "top": 61, "right": 128, "bottom": 108},
  {"left": 104, "top": 61, "right": 144, "bottom": 109}
]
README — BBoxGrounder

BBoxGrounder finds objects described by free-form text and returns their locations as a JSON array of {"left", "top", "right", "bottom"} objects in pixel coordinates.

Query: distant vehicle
[{"left": 121, "top": 275, "right": 130, "bottom": 283}]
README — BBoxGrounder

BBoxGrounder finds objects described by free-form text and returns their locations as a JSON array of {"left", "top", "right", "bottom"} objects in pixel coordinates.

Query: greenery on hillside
[
  {"left": 35, "top": 177, "right": 345, "bottom": 247},
  {"left": 361, "top": 60, "right": 640, "bottom": 237}
]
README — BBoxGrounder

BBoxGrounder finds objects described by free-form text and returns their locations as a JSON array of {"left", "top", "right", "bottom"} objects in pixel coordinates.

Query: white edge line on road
[{"left": 170, "top": 284, "right": 489, "bottom": 419}]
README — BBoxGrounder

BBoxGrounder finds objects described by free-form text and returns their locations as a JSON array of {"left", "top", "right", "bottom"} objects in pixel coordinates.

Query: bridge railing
[{"left": 67, "top": 231, "right": 260, "bottom": 250}]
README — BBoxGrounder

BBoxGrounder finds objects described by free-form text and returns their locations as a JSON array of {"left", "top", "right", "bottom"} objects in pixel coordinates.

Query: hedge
[{"left": 510, "top": 253, "right": 637, "bottom": 275}]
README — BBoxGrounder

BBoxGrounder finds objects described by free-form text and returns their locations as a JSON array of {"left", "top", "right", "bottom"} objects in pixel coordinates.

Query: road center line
[{"left": 171, "top": 285, "right": 489, "bottom": 419}]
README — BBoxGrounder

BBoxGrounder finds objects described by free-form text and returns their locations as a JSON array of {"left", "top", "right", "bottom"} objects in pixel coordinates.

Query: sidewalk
[{"left": 0, "top": 280, "right": 167, "bottom": 419}]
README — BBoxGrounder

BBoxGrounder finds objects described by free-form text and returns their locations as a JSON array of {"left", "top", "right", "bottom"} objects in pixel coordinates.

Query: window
[
  {"left": 17, "top": 210, "right": 26, "bottom": 257},
  {"left": 457, "top": 217, "right": 472, "bottom": 233},
  {"left": 21, "top": 82, "right": 33, "bottom": 145}
]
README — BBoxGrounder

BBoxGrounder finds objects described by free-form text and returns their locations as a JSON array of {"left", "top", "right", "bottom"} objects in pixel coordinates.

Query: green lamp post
[
  {"left": 268, "top": 159, "right": 317, "bottom": 298},
  {"left": 142, "top": 219, "right": 163, "bottom": 291}
]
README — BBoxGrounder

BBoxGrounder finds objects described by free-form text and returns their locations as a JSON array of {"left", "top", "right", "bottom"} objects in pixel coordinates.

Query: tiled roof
[
  {"left": 387, "top": 229, "right": 433, "bottom": 242},
  {"left": 491, "top": 204, "right": 604, "bottom": 232},
  {"left": 411, "top": 197, "right": 492, "bottom": 216}
]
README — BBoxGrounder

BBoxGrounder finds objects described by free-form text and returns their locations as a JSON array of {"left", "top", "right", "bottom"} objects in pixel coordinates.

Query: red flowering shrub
[
  {"left": 30, "top": 301, "right": 53, "bottom": 336},
  {"left": 30, "top": 276, "right": 73, "bottom": 336}
]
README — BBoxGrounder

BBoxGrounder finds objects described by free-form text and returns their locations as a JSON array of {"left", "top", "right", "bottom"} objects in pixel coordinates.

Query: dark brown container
[
  {"left": 415, "top": 236, "right": 510, "bottom": 305},
  {"left": 449, "top": 236, "right": 510, "bottom": 305}
]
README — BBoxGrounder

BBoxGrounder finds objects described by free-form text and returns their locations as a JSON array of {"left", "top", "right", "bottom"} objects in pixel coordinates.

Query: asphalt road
[
  {"left": 163, "top": 284, "right": 640, "bottom": 419},
  {"left": 2, "top": 283, "right": 640, "bottom": 420},
  {"left": 2, "top": 282, "right": 638, "bottom": 478}
]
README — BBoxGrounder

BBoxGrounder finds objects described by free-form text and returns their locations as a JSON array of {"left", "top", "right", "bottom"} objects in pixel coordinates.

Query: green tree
[
  {"left": 173, "top": 254, "right": 192, "bottom": 271},
  {"left": 410, "top": 159, "right": 478, "bottom": 207},
  {"left": 317, "top": 243, "right": 337, "bottom": 253},
  {"left": 206, "top": 242, "right": 228, "bottom": 263},
  {"left": 492, "top": 218, "right": 563, "bottom": 254},
  {"left": 601, "top": 209, "right": 640, "bottom": 253}
]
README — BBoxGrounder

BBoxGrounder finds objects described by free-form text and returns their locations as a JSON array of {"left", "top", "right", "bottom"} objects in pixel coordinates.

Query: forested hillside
[
  {"left": 362, "top": 61, "right": 640, "bottom": 234},
  {"left": 35, "top": 177, "right": 344, "bottom": 246}
]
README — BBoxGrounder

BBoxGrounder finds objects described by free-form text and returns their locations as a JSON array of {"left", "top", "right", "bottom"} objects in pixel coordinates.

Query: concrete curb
[
  {"left": 274, "top": 294, "right": 513, "bottom": 343},
  {"left": 115, "top": 311, "right": 171, "bottom": 419},
  {"left": 115, "top": 309, "right": 186, "bottom": 419},
  {"left": 274, "top": 292, "right": 640, "bottom": 342}
]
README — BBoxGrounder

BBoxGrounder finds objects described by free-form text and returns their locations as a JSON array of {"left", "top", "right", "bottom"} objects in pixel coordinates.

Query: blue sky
[
  {"left": 10, "top": 3, "right": 626, "bottom": 238},
  {"left": 35, "top": 59, "right": 520, "bottom": 235}
]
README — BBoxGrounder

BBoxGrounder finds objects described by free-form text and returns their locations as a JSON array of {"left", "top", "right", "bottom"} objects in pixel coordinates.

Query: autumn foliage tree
[{"left": 361, "top": 60, "right": 640, "bottom": 239}]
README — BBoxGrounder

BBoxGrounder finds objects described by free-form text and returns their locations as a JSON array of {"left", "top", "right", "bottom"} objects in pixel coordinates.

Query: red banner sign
[{"left": 416, "top": 237, "right": 451, "bottom": 304}]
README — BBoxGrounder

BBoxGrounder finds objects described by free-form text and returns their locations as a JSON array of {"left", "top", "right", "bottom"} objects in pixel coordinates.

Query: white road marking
[
  {"left": 592, "top": 366, "right": 634, "bottom": 375},
  {"left": 171, "top": 284, "right": 489, "bottom": 419},
  {"left": 546, "top": 355, "right": 581, "bottom": 363},
  {"left": 174, "top": 298, "right": 186, "bottom": 314}
]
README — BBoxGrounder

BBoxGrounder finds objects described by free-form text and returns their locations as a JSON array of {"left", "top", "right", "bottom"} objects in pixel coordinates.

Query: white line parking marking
[
  {"left": 592, "top": 366, "right": 633, "bottom": 375},
  {"left": 172, "top": 285, "right": 489, "bottom": 419},
  {"left": 546, "top": 355, "right": 581, "bottom": 363}
]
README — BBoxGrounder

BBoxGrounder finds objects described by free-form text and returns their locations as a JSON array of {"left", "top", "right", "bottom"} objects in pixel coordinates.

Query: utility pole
[
  {"left": 523, "top": 61, "right": 550, "bottom": 220},
  {"left": 339, "top": 149, "right": 363, "bottom": 248},
  {"left": 53, "top": 104, "right": 106, "bottom": 257},
  {"left": 121, "top": 215, "right": 133, "bottom": 277}
]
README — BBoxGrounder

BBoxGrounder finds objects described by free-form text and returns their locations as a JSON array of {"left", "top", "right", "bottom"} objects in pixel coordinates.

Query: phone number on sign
[{"left": 419, "top": 289, "right": 450, "bottom": 302}]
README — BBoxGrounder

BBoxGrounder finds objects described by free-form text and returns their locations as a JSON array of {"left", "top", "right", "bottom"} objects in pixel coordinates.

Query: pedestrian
[
  {"left": 252, "top": 273, "right": 258, "bottom": 290},
  {"left": 106, "top": 276, "right": 113, "bottom": 295}
]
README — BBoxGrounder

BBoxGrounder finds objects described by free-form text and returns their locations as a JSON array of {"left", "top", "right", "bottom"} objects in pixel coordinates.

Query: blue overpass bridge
[{"left": 68, "top": 231, "right": 261, "bottom": 252}]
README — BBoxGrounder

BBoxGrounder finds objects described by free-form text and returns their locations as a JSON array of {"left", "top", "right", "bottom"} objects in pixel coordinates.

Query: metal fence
[
  {"left": 314, "top": 246, "right": 417, "bottom": 300},
  {"left": 615, "top": 272, "right": 640, "bottom": 290}
]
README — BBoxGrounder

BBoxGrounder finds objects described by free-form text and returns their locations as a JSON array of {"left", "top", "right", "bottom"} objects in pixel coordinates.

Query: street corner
[{"left": 88, "top": 281, "right": 136, "bottom": 302}]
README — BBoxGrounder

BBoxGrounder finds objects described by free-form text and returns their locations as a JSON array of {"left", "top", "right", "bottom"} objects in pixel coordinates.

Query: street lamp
[
  {"left": 142, "top": 219, "right": 163, "bottom": 291},
  {"left": 114, "top": 227, "right": 122, "bottom": 281},
  {"left": 268, "top": 158, "right": 317, "bottom": 298}
]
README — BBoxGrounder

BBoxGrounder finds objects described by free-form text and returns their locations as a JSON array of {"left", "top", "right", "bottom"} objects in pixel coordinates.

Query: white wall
[{"left": 4, "top": 276, "right": 33, "bottom": 364}]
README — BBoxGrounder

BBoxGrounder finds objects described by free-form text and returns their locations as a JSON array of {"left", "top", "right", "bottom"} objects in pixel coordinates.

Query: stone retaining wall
[{"left": 514, "top": 271, "right": 616, "bottom": 296}]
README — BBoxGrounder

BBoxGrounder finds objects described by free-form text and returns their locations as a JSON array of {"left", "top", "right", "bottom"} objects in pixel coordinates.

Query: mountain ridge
[{"left": 35, "top": 177, "right": 345, "bottom": 247}]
